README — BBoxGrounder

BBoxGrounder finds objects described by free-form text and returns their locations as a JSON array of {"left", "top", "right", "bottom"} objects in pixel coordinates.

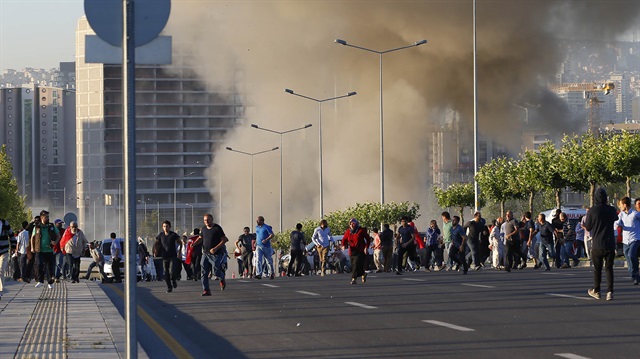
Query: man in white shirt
[{"left": 311, "top": 219, "right": 331, "bottom": 276}]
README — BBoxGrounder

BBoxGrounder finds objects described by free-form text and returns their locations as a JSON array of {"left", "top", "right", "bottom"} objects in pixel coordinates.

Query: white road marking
[
  {"left": 238, "top": 280, "right": 250, "bottom": 283},
  {"left": 403, "top": 278, "right": 426, "bottom": 282},
  {"left": 555, "top": 353, "right": 592, "bottom": 359},
  {"left": 541, "top": 272, "right": 576, "bottom": 276},
  {"left": 296, "top": 291, "right": 320, "bottom": 296},
  {"left": 261, "top": 284, "right": 279, "bottom": 288},
  {"left": 546, "top": 293, "right": 592, "bottom": 300},
  {"left": 461, "top": 283, "right": 495, "bottom": 288},
  {"left": 345, "top": 302, "right": 377, "bottom": 309},
  {"left": 422, "top": 320, "right": 475, "bottom": 332}
]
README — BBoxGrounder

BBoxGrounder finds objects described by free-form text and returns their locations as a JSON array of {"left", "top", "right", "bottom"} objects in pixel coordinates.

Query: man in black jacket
[
  {"left": 583, "top": 188, "right": 618, "bottom": 301},
  {"left": 156, "top": 220, "right": 180, "bottom": 293}
]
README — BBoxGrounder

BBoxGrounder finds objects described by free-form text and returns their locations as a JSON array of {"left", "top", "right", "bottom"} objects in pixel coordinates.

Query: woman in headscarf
[{"left": 341, "top": 218, "right": 371, "bottom": 285}]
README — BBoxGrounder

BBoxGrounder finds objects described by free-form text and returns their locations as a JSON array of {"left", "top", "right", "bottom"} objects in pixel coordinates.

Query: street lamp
[
  {"left": 284, "top": 88, "right": 356, "bottom": 218},
  {"left": 334, "top": 38, "right": 427, "bottom": 205},
  {"left": 174, "top": 171, "right": 196, "bottom": 228},
  {"left": 251, "top": 123, "right": 312, "bottom": 232},
  {"left": 226, "top": 146, "right": 279, "bottom": 227},
  {"left": 185, "top": 203, "right": 194, "bottom": 233}
]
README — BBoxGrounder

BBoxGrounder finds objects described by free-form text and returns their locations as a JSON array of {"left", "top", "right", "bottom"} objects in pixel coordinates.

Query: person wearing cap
[
  {"left": 341, "top": 218, "right": 371, "bottom": 285},
  {"left": 64, "top": 221, "right": 88, "bottom": 283}
]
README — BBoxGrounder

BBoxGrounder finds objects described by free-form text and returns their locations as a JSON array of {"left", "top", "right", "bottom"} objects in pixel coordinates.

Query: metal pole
[
  {"left": 318, "top": 103, "right": 324, "bottom": 218},
  {"left": 63, "top": 187, "right": 66, "bottom": 215},
  {"left": 173, "top": 178, "right": 177, "bottom": 227},
  {"left": 157, "top": 201, "right": 160, "bottom": 233},
  {"left": 379, "top": 53, "right": 384, "bottom": 205},
  {"left": 219, "top": 174, "right": 222, "bottom": 225},
  {"left": 104, "top": 201, "right": 107, "bottom": 239},
  {"left": 279, "top": 134, "right": 283, "bottom": 232},
  {"left": 191, "top": 205, "right": 194, "bottom": 232},
  {"left": 93, "top": 200, "right": 96, "bottom": 240},
  {"left": 122, "top": 0, "right": 137, "bottom": 357},
  {"left": 250, "top": 155, "right": 254, "bottom": 228},
  {"left": 473, "top": 0, "right": 479, "bottom": 212}
]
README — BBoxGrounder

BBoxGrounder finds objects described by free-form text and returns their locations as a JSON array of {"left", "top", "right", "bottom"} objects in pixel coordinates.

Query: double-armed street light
[
  {"left": 174, "top": 171, "right": 196, "bottom": 228},
  {"left": 251, "top": 123, "right": 312, "bottom": 232},
  {"left": 226, "top": 146, "right": 279, "bottom": 228},
  {"left": 334, "top": 38, "right": 427, "bottom": 206},
  {"left": 284, "top": 89, "right": 356, "bottom": 218}
]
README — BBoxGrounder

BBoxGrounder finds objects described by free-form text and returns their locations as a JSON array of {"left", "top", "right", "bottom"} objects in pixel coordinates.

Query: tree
[
  {"left": 515, "top": 149, "right": 549, "bottom": 214},
  {"left": 532, "top": 142, "right": 570, "bottom": 210},
  {"left": 433, "top": 182, "right": 478, "bottom": 223},
  {"left": 272, "top": 202, "right": 421, "bottom": 251},
  {"left": 476, "top": 157, "right": 520, "bottom": 217},
  {"left": 0, "top": 145, "right": 30, "bottom": 227},
  {"left": 560, "top": 134, "right": 617, "bottom": 207},
  {"left": 605, "top": 131, "right": 640, "bottom": 198}
]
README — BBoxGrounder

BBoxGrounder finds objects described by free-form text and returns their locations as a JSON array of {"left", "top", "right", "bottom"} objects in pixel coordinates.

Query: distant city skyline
[{"left": 0, "top": 0, "right": 84, "bottom": 71}]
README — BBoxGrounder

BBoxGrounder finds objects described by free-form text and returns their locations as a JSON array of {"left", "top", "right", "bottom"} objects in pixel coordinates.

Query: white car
[{"left": 101, "top": 238, "right": 143, "bottom": 282}]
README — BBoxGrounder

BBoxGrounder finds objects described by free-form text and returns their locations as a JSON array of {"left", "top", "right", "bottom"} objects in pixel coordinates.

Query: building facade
[{"left": 76, "top": 16, "right": 241, "bottom": 239}]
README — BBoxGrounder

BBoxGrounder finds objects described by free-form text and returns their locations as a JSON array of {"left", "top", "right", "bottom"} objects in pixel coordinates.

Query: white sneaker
[
  {"left": 35, "top": 282, "right": 43, "bottom": 288},
  {"left": 606, "top": 292, "right": 613, "bottom": 301},
  {"left": 47, "top": 283, "right": 54, "bottom": 289}
]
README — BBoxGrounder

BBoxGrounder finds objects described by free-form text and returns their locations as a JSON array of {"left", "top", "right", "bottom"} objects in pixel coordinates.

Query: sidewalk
[{"left": 0, "top": 279, "right": 148, "bottom": 359}]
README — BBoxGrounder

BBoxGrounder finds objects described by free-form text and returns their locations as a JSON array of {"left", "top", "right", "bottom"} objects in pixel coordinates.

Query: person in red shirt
[
  {"left": 409, "top": 221, "right": 425, "bottom": 270},
  {"left": 342, "top": 218, "right": 371, "bottom": 285}
]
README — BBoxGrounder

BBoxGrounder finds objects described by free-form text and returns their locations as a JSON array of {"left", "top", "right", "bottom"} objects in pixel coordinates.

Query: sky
[{"left": 0, "top": 0, "right": 84, "bottom": 71}]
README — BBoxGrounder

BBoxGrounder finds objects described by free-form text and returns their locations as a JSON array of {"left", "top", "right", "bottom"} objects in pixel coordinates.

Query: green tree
[
  {"left": 560, "top": 134, "right": 617, "bottom": 207},
  {"left": 476, "top": 157, "right": 520, "bottom": 217},
  {"left": 0, "top": 145, "right": 30, "bottom": 227},
  {"left": 532, "top": 142, "right": 570, "bottom": 209},
  {"left": 515, "top": 149, "right": 548, "bottom": 214},
  {"left": 272, "top": 202, "right": 421, "bottom": 251},
  {"left": 605, "top": 131, "right": 640, "bottom": 198},
  {"left": 433, "top": 182, "right": 477, "bottom": 223}
]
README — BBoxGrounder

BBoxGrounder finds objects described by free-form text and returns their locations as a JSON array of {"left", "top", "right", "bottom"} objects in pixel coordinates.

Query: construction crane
[{"left": 550, "top": 82, "right": 615, "bottom": 135}]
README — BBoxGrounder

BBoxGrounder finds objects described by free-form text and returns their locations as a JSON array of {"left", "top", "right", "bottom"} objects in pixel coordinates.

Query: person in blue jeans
[
  {"left": 615, "top": 197, "right": 640, "bottom": 286},
  {"left": 254, "top": 216, "right": 275, "bottom": 279},
  {"left": 536, "top": 213, "right": 555, "bottom": 271},
  {"left": 559, "top": 213, "right": 580, "bottom": 268},
  {"left": 196, "top": 214, "right": 229, "bottom": 296}
]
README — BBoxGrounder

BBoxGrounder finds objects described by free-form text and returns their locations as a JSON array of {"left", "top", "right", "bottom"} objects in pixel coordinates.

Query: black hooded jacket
[{"left": 583, "top": 188, "right": 618, "bottom": 251}]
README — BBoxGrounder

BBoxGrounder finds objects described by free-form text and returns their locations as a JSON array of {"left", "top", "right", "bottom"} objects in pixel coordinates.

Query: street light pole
[
  {"left": 186, "top": 203, "right": 194, "bottom": 232},
  {"left": 226, "top": 146, "right": 279, "bottom": 227},
  {"left": 284, "top": 89, "right": 356, "bottom": 218},
  {"left": 174, "top": 172, "right": 195, "bottom": 229},
  {"left": 251, "top": 123, "right": 312, "bottom": 232},
  {"left": 334, "top": 38, "right": 426, "bottom": 205}
]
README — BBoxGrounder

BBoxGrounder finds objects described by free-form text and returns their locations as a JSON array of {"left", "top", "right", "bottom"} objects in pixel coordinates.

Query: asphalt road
[{"left": 101, "top": 266, "right": 640, "bottom": 359}]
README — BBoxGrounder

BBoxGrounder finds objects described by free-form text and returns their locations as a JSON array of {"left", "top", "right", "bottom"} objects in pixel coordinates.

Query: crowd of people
[{"left": 0, "top": 189, "right": 638, "bottom": 301}]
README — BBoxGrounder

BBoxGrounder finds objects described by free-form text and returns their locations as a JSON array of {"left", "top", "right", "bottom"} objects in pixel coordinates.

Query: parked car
[{"left": 101, "top": 238, "right": 143, "bottom": 282}]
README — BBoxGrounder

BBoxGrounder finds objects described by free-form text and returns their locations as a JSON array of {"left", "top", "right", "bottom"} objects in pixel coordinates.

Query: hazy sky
[{"left": 0, "top": 0, "right": 84, "bottom": 71}]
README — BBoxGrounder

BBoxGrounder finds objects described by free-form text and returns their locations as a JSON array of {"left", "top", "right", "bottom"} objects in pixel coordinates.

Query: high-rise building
[
  {"left": 75, "top": 16, "right": 241, "bottom": 239},
  {"left": 0, "top": 84, "right": 76, "bottom": 212}
]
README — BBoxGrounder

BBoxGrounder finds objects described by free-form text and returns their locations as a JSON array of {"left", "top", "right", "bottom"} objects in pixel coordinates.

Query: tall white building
[
  {"left": 0, "top": 84, "right": 76, "bottom": 212},
  {"left": 76, "top": 16, "right": 242, "bottom": 238}
]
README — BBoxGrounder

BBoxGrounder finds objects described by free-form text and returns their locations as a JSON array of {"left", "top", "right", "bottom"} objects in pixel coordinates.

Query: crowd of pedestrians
[{"left": 0, "top": 189, "right": 638, "bottom": 302}]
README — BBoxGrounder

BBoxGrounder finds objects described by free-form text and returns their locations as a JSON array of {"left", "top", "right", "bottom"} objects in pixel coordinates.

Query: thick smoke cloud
[{"left": 165, "top": 0, "right": 638, "bottom": 232}]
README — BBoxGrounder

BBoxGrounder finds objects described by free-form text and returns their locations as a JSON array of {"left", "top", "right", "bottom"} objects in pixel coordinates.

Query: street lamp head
[
  {"left": 334, "top": 39, "right": 347, "bottom": 45},
  {"left": 284, "top": 88, "right": 294, "bottom": 94},
  {"left": 250, "top": 124, "right": 259, "bottom": 128},
  {"left": 304, "top": 124, "right": 313, "bottom": 128},
  {"left": 347, "top": 92, "right": 357, "bottom": 97},
  {"left": 225, "top": 147, "right": 233, "bottom": 151},
  {"left": 415, "top": 39, "right": 428, "bottom": 46},
  {"left": 272, "top": 147, "right": 279, "bottom": 151}
]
